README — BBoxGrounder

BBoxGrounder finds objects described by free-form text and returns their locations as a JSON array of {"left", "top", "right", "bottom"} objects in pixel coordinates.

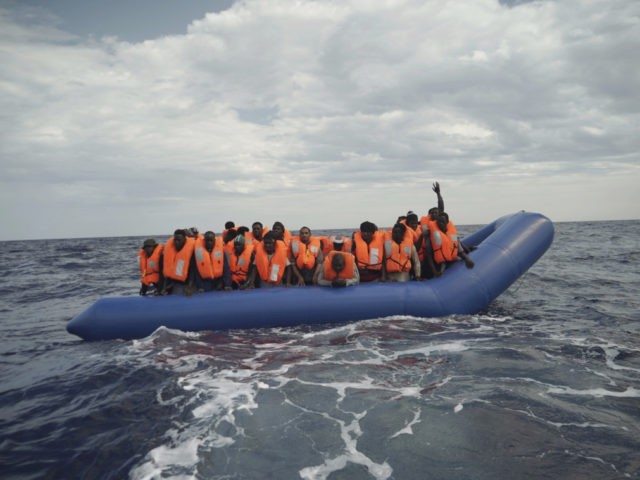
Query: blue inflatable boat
[{"left": 67, "top": 211, "right": 554, "bottom": 341}]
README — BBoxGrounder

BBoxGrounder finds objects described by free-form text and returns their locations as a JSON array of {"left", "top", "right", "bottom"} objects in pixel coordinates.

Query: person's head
[
  {"left": 299, "top": 226, "right": 311, "bottom": 244},
  {"left": 233, "top": 234, "right": 245, "bottom": 255},
  {"left": 392, "top": 223, "right": 406, "bottom": 244},
  {"left": 331, "top": 253, "right": 346, "bottom": 273},
  {"left": 396, "top": 215, "right": 407, "bottom": 224},
  {"left": 204, "top": 231, "right": 216, "bottom": 250},
  {"left": 173, "top": 229, "right": 187, "bottom": 251},
  {"left": 237, "top": 226, "right": 249, "bottom": 236},
  {"left": 272, "top": 221, "right": 285, "bottom": 240},
  {"left": 437, "top": 212, "right": 450, "bottom": 232},
  {"left": 224, "top": 221, "right": 235, "bottom": 230},
  {"left": 332, "top": 235, "right": 345, "bottom": 251},
  {"left": 252, "top": 222, "right": 264, "bottom": 240},
  {"left": 359, "top": 221, "right": 377, "bottom": 243},
  {"left": 263, "top": 232, "right": 276, "bottom": 254},
  {"left": 406, "top": 213, "right": 419, "bottom": 230},
  {"left": 142, "top": 238, "right": 158, "bottom": 256},
  {"left": 428, "top": 207, "right": 440, "bottom": 221}
]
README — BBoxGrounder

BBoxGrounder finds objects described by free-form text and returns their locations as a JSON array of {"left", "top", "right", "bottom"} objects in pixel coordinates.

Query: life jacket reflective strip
[
  {"left": 163, "top": 237, "right": 195, "bottom": 282},
  {"left": 384, "top": 231, "right": 413, "bottom": 273},
  {"left": 431, "top": 221, "right": 459, "bottom": 264},
  {"left": 328, "top": 235, "right": 353, "bottom": 253},
  {"left": 290, "top": 236, "right": 321, "bottom": 270},
  {"left": 226, "top": 244, "right": 254, "bottom": 284},
  {"left": 254, "top": 241, "right": 288, "bottom": 284},
  {"left": 353, "top": 231, "right": 385, "bottom": 270},
  {"left": 194, "top": 237, "right": 224, "bottom": 279},
  {"left": 323, "top": 251, "right": 356, "bottom": 281},
  {"left": 138, "top": 245, "right": 163, "bottom": 285}
]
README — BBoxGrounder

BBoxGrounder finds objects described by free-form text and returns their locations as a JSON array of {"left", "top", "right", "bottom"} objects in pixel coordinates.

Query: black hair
[
  {"left": 224, "top": 221, "right": 235, "bottom": 229},
  {"left": 392, "top": 222, "right": 407, "bottom": 233},
  {"left": 360, "top": 221, "right": 377, "bottom": 233},
  {"left": 224, "top": 229, "right": 238, "bottom": 243}
]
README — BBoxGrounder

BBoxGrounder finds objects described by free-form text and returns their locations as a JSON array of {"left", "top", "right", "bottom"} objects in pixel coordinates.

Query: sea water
[{"left": 1, "top": 220, "right": 639, "bottom": 479}]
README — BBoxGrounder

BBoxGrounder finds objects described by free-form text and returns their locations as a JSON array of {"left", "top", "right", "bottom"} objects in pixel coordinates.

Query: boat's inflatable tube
[{"left": 67, "top": 211, "right": 554, "bottom": 341}]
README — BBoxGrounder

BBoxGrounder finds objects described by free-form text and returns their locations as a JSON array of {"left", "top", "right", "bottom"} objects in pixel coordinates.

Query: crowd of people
[{"left": 138, "top": 182, "right": 474, "bottom": 296}]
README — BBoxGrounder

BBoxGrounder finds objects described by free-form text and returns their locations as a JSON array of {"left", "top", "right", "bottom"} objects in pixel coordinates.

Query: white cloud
[{"left": 0, "top": 0, "right": 639, "bottom": 240}]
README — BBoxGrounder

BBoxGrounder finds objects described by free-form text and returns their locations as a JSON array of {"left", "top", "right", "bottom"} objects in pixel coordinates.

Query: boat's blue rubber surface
[{"left": 67, "top": 211, "right": 554, "bottom": 341}]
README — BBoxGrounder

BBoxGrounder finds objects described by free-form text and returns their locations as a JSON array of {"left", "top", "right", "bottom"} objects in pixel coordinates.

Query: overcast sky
[{"left": 1, "top": 0, "right": 638, "bottom": 240}]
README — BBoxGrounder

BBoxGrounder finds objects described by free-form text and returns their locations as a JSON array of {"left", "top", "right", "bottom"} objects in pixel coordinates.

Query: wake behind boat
[{"left": 66, "top": 211, "right": 554, "bottom": 341}]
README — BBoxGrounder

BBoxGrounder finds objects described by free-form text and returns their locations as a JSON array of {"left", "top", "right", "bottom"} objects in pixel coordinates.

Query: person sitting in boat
[
  {"left": 316, "top": 250, "right": 360, "bottom": 288},
  {"left": 138, "top": 238, "right": 164, "bottom": 296},
  {"left": 161, "top": 229, "right": 197, "bottom": 296},
  {"left": 245, "top": 221, "right": 269, "bottom": 245},
  {"left": 427, "top": 212, "right": 474, "bottom": 277},
  {"left": 223, "top": 226, "right": 249, "bottom": 253},
  {"left": 194, "top": 231, "right": 232, "bottom": 292},
  {"left": 384, "top": 223, "right": 421, "bottom": 282},
  {"left": 245, "top": 232, "right": 290, "bottom": 288},
  {"left": 352, "top": 221, "right": 387, "bottom": 282},
  {"left": 289, "top": 226, "right": 323, "bottom": 286},
  {"left": 271, "top": 221, "right": 292, "bottom": 247},
  {"left": 226, "top": 235, "right": 255, "bottom": 289}
]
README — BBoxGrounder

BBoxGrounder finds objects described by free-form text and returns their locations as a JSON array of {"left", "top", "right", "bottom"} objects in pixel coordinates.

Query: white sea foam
[
  {"left": 548, "top": 386, "right": 640, "bottom": 398},
  {"left": 297, "top": 410, "right": 393, "bottom": 480},
  {"left": 129, "top": 435, "right": 200, "bottom": 480},
  {"left": 390, "top": 408, "right": 422, "bottom": 438}
]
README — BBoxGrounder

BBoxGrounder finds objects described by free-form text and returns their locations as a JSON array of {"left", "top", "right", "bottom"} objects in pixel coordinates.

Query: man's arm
[
  {"left": 433, "top": 181, "right": 444, "bottom": 212},
  {"left": 410, "top": 245, "right": 421, "bottom": 279}
]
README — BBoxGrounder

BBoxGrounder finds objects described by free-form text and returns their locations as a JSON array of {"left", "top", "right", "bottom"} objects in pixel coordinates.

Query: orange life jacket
[
  {"left": 418, "top": 216, "right": 439, "bottom": 261},
  {"left": 353, "top": 231, "right": 385, "bottom": 270},
  {"left": 254, "top": 240, "right": 288, "bottom": 284},
  {"left": 163, "top": 237, "right": 195, "bottom": 282},
  {"left": 138, "top": 245, "right": 163, "bottom": 285},
  {"left": 194, "top": 237, "right": 224, "bottom": 279},
  {"left": 317, "top": 236, "right": 331, "bottom": 255},
  {"left": 280, "top": 229, "right": 292, "bottom": 247},
  {"left": 323, "top": 251, "right": 356, "bottom": 281},
  {"left": 384, "top": 231, "right": 414, "bottom": 273},
  {"left": 419, "top": 216, "right": 438, "bottom": 235},
  {"left": 290, "top": 236, "right": 322, "bottom": 271},
  {"left": 227, "top": 244, "right": 255, "bottom": 284},
  {"left": 430, "top": 221, "right": 459, "bottom": 264}
]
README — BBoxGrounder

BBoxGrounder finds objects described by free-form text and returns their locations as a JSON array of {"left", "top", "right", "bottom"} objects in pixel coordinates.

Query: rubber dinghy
[{"left": 67, "top": 211, "right": 554, "bottom": 341}]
